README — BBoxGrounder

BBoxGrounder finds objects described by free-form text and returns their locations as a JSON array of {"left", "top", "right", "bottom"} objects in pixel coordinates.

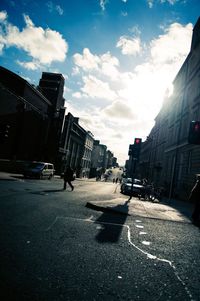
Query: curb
[{"left": 85, "top": 202, "right": 130, "bottom": 216}]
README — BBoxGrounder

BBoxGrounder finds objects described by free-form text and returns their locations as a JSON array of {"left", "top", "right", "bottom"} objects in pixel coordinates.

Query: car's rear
[{"left": 121, "top": 178, "right": 144, "bottom": 196}]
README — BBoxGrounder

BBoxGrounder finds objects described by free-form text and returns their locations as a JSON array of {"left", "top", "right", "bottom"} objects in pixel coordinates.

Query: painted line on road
[{"left": 45, "top": 215, "right": 194, "bottom": 301}]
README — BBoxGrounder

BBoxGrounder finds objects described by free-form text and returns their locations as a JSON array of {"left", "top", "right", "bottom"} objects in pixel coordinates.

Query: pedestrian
[
  {"left": 115, "top": 177, "right": 118, "bottom": 184},
  {"left": 63, "top": 166, "right": 74, "bottom": 191},
  {"left": 189, "top": 175, "right": 200, "bottom": 225}
]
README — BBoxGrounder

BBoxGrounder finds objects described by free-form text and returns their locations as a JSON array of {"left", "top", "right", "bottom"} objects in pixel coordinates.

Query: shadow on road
[
  {"left": 95, "top": 200, "right": 130, "bottom": 243},
  {"left": 30, "top": 189, "right": 64, "bottom": 195},
  {"left": 43, "top": 189, "right": 64, "bottom": 193}
]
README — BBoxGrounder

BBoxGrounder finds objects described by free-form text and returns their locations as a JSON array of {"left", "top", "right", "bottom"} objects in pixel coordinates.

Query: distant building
[
  {"left": 112, "top": 156, "right": 118, "bottom": 167},
  {"left": 104, "top": 150, "right": 113, "bottom": 169},
  {"left": 90, "top": 140, "right": 107, "bottom": 177},
  {"left": 81, "top": 131, "right": 94, "bottom": 178},
  {"left": 60, "top": 112, "right": 94, "bottom": 177}
]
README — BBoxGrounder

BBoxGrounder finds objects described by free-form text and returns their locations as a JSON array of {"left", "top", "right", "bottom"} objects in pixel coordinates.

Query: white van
[{"left": 23, "top": 162, "right": 55, "bottom": 179}]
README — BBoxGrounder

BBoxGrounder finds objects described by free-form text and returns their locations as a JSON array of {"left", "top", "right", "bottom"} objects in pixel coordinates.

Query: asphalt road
[{"left": 0, "top": 176, "right": 200, "bottom": 301}]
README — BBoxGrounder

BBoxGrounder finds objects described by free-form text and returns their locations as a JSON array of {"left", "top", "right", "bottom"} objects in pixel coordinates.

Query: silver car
[{"left": 120, "top": 178, "right": 144, "bottom": 196}]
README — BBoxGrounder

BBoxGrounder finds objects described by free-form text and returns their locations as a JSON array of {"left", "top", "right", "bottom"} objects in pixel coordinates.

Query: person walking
[
  {"left": 189, "top": 175, "right": 200, "bottom": 225},
  {"left": 63, "top": 166, "right": 74, "bottom": 191}
]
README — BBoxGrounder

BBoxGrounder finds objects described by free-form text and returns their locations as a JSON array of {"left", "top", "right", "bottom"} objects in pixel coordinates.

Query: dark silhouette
[
  {"left": 189, "top": 176, "right": 200, "bottom": 226},
  {"left": 63, "top": 166, "right": 74, "bottom": 191},
  {"left": 95, "top": 200, "right": 130, "bottom": 243}
]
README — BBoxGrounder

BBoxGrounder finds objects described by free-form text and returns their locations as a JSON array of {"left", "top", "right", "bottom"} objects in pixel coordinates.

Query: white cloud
[
  {"left": 116, "top": 36, "right": 142, "bottom": 55},
  {"left": 16, "top": 60, "right": 40, "bottom": 70},
  {"left": 147, "top": 0, "right": 181, "bottom": 7},
  {"left": 46, "top": 2, "right": 64, "bottom": 15},
  {"left": 81, "top": 75, "right": 117, "bottom": 100},
  {"left": 56, "top": 5, "right": 64, "bottom": 15},
  {"left": 99, "top": 0, "right": 108, "bottom": 11},
  {"left": 103, "top": 99, "right": 136, "bottom": 120},
  {"left": 160, "top": 0, "right": 180, "bottom": 4},
  {"left": 0, "top": 11, "right": 68, "bottom": 67},
  {"left": 147, "top": 0, "right": 153, "bottom": 8},
  {"left": 0, "top": 11, "right": 7, "bottom": 22},
  {"left": 73, "top": 48, "right": 120, "bottom": 80},
  {"left": 72, "top": 92, "right": 82, "bottom": 98},
  {"left": 72, "top": 66, "right": 80, "bottom": 75},
  {"left": 121, "top": 12, "right": 128, "bottom": 17},
  {"left": 73, "top": 48, "right": 100, "bottom": 71},
  {"left": 150, "top": 22, "right": 192, "bottom": 64}
]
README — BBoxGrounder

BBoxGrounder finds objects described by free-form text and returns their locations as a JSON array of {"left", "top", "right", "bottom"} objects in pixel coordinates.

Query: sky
[{"left": 0, "top": 0, "right": 200, "bottom": 165}]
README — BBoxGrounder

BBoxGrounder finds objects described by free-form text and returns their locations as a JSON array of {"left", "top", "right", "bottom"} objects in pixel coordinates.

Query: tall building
[
  {"left": 138, "top": 17, "right": 200, "bottom": 200},
  {"left": 39, "top": 72, "right": 65, "bottom": 110},
  {"left": 0, "top": 67, "right": 51, "bottom": 166},
  {"left": 38, "top": 72, "right": 66, "bottom": 166}
]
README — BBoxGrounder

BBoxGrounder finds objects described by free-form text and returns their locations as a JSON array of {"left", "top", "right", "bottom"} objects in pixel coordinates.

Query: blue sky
[{"left": 0, "top": 0, "right": 200, "bottom": 164}]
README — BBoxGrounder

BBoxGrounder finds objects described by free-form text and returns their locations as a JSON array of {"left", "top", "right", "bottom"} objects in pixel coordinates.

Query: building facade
[
  {"left": 0, "top": 67, "right": 67, "bottom": 173},
  {"left": 0, "top": 67, "right": 51, "bottom": 164},
  {"left": 90, "top": 140, "right": 107, "bottom": 177},
  {"left": 138, "top": 17, "right": 200, "bottom": 200},
  {"left": 60, "top": 112, "right": 95, "bottom": 177},
  {"left": 81, "top": 131, "right": 94, "bottom": 178},
  {"left": 38, "top": 72, "right": 66, "bottom": 168},
  {"left": 60, "top": 113, "right": 86, "bottom": 176}
]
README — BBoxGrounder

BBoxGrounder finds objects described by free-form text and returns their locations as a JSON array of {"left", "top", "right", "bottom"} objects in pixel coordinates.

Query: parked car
[
  {"left": 23, "top": 162, "right": 55, "bottom": 179},
  {"left": 120, "top": 178, "right": 144, "bottom": 196}
]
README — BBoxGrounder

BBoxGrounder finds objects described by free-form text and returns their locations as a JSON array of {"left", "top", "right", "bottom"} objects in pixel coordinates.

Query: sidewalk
[
  {"left": 86, "top": 196, "right": 194, "bottom": 223},
  {"left": 0, "top": 172, "right": 23, "bottom": 181}
]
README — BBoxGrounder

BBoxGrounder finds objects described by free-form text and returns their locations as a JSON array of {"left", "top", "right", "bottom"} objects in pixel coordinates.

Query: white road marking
[
  {"left": 135, "top": 224, "right": 144, "bottom": 228},
  {"left": 142, "top": 241, "right": 151, "bottom": 245},
  {"left": 45, "top": 215, "right": 194, "bottom": 300}
]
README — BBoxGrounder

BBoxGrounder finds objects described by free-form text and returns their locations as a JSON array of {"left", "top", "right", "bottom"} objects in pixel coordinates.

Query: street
[{"left": 0, "top": 175, "right": 200, "bottom": 301}]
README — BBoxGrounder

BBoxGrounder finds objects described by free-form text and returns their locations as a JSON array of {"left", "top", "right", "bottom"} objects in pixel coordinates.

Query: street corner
[
  {"left": 132, "top": 199, "right": 193, "bottom": 223},
  {"left": 85, "top": 198, "right": 131, "bottom": 216},
  {"left": 85, "top": 196, "right": 193, "bottom": 223}
]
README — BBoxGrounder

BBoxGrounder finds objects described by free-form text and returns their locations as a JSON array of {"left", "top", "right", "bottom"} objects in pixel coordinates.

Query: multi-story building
[
  {"left": 38, "top": 72, "right": 65, "bottom": 111},
  {"left": 139, "top": 17, "right": 200, "bottom": 200},
  {"left": 60, "top": 113, "right": 86, "bottom": 176},
  {"left": 0, "top": 67, "right": 67, "bottom": 173},
  {"left": 60, "top": 112, "right": 94, "bottom": 177},
  {"left": 0, "top": 67, "right": 51, "bottom": 166},
  {"left": 38, "top": 72, "right": 66, "bottom": 168},
  {"left": 112, "top": 157, "right": 118, "bottom": 167},
  {"left": 90, "top": 140, "right": 107, "bottom": 177},
  {"left": 81, "top": 131, "right": 94, "bottom": 178},
  {"left": 104, "top": 150, "right": 113, "bottom": 169}
]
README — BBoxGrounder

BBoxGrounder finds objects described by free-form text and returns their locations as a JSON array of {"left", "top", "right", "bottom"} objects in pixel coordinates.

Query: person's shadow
[{"left": 95, "top": 200, "right": 130, "bottom": 243}]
